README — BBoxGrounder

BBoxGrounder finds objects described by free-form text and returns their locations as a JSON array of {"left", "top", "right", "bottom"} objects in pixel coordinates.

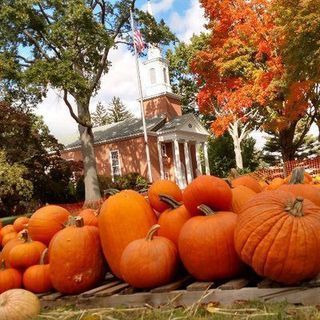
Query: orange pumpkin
[
  {"left": 120, "top": 224, "right": 178, "bottom": 288},
  {"left": 8, "top": 230, "right": 46, "bottom": 269},
  {"left": 28, "top": 205, "right": 70, "bottom": 245},
  {"left": 13, "top": 217, "right": 29, "bottom": 233},
  {"left": 0, "top": 261, "right": 22, "bottom": 293},
  {"left": 231, "top": 185, "right": 256, "bottom": 214},
  {"left": 78, "top": 208, "right": 98, "bottom": 227},
  {"left": 99, "top": 190, "right": 157, "bottom": 278},
  {"left": 2, "top": 232, "right": 18, "bottom": 247},
  {"left": 157, "top": 195, "right": 191, "bottom": 247},
  {"left": 231, "top": 175, "right": 262, "bottom": 193},
  {"left": 234, "top": 190, "right": 320, "bottom": 284},
  {"left": 178, "top": 205, "right": 243, "bottom": 281},
  {"left": 1, "top": 237, "right": 25, "bottom": 268},
  {"left": 258, "top": 180, "right": 269, "bottom": 190},
  {"left": 0, "top": 225, "right": 15, "bottom": 238},
  {"left": 49, "top": 216, "right": 104, "bottom": 294},
  {"left": 148, "top": 180, "right": 182, "bottom": 213},
  {"left": 23, "top": 249, "right": 52, "bottom": 293},
  {"left": 183, "top": 175, "right": 232, "bottom": 216},
  {"left": 265, "top": 177, "right": 285, "bottom": 190}
]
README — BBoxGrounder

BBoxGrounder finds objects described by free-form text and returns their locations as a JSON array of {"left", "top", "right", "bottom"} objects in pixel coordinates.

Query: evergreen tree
[
  {"left": 106, "top": 97, "right": 134, "bottom": 124},
  {"left": 91, "top": 102, "right": 108, "bottom": 127}
]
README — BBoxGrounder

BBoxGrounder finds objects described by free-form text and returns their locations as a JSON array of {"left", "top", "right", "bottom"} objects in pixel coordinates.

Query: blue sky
[{"left": 36, "top": 0, "right": 207, "bottom": 144}]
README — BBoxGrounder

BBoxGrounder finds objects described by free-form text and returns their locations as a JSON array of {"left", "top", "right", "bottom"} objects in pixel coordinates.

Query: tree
[
  {"left": 192, "top": 0, "right": 318, "bottom": 164},
  {"left": 106, "top": 97, "right": 133, "bottom": 124},
  {"left": 91, "top": 102, "right": 108, "bottom": 127},
  {"left": 0, "top": 1, "right": 175, "bottom": 205}
]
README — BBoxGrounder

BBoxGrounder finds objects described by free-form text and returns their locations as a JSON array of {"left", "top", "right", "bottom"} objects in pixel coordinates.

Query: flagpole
[{"left": 130, "top": 9, "right": 153, "bottom": 183}]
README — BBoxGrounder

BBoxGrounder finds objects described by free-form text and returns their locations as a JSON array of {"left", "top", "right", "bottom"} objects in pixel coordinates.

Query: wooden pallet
[{"left": 39, "top": 272, "right": 320, "bottom": 309}]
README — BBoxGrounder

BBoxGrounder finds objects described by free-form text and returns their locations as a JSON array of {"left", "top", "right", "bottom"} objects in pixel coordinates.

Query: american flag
[{"left": 133, "top": 28, "right": 145, "bottom": 53}]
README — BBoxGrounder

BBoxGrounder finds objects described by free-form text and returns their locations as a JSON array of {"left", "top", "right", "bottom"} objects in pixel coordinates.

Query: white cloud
[
  {"left": 142, "top": 0, "right": 175, "bottom": 15},
  {"left": 169, "top": 0, "right": 207, "bottom": 42}
]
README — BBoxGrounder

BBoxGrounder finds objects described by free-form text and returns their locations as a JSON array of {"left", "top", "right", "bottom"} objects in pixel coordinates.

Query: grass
[{"left": 34, "top": 301, "right": 320, "bottom": 320}]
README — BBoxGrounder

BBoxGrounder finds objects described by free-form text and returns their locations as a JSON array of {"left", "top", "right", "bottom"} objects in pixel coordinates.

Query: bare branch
[
  {"left": 22, "top": 30, "right": 50, "bottom": 60},
  {"left": 63, "top": 90, "right": 89, "bottom": 127},
  {"left": 16, "top": 55, "right": 34, "bottom": 64},
  {"left": 37, "top": 3, "right": 53, "bottom": 25}
]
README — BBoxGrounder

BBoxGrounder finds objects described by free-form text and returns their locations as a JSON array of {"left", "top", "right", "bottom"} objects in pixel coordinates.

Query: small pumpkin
[
  {"left": 2, "top": 232, "right": 18, "bottom": 247},
  {"left": 0, "top": 289, "right": 41, "bottom": 320},
  {"left": 183, "top": 175, "right": 232, "bottom": 216},
  {"left": 1, "top": 237, "right": 25, "bottom": 268},
  {"left": 0, "top": 225, "right": 15, "bottom": 238},
  {"left": 229, "top": 169, "right": 262, "bottom": 193},
  {"left": 9, "top": 230, "right": 46, "bottom": 269},
  {"left": 120, "top": 224, "right": 179, "bottom": 288},
  {"left": 234, "top": 190, "right": 320, "bottom": 284},
  {"left": 265, "top": 177, "right": 285, "bottom": 190},
  {"left": 148, "top": 180, "right": 182, "bottom": 213},
  {"left": 13, "top": 217, "right": 29, "bottom": 233},
  {"left": 28, "top": 205, "right": 70, "bottom": 245},
  {"left": 231, "top": 185, "right": 256, "bottom": 214},
  {"left": 157, "top": 195, "right": 192, "bottom": 247},
  {"left": 0, "top": 260, "right": 22, "bottom": 293},
  {"left": 78, "top": 208, "right": 99, "bottom": 227},
  {"left": 23, "top": 249, "right": 52, "bottom": 293},
  {"left": 50, "top": 216, "right": 104, "bottom": 294},
  {"left": 99, "top": 190, "right": 157, "bottom": 278},
  {"left": 178, "top": 205, "right": 243, "bottom": 281}
]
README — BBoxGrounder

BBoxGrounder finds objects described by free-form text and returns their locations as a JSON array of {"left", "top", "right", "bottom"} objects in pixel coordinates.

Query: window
[
  {"left": 150, "top": 68, "right": 156, "bottom": 84},
  {"left": 110, "top": 150, "right": 121, "bottom": 179},
  {"left": 163, "top": 67, "right": 168, "bottom": 84}
]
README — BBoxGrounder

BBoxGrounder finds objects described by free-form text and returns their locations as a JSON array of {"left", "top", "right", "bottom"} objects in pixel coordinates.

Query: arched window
[
  {"left": 163, "top": 68, "right": 168, "bottom": 84},
  {"left": 150, "top": 68, "right": 156, "bottom": 84}
]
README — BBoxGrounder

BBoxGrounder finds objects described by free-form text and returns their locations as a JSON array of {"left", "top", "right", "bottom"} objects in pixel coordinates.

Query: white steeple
[{"left": 142, "top": 0, "right": 172, "bottom": 98}]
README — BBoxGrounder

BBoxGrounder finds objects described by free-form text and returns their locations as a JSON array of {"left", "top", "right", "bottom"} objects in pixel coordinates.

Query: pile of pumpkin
[{"left": 1, "top": 167, "right": 320, "bottom": 297}]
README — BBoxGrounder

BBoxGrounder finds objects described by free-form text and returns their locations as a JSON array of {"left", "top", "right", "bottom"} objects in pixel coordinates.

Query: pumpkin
[
  {"left": 157, "top": 195, "right": 192, "bottom": 247},
  {"left": 1, "top": 237, "right": 25, "bottom": 268},
  {"left": 178, "top": 205, "right": 243, "bottom": 281},
  {"left": 28, "top": 205, "right": 70, "bottom": 245},
  {"left": 258, "top": 179, "right": 269, "bottom": 190},
  {"left": 183, "top": 175, "right": 232, "bottom": 216},
  {"left": 78, "top": 208, "right": 99, "bottom": 227},
  {"left": 2, "top": 232, "right": 18, "bottom": 247},
  {"left": 99, "top": 190, "right": 157, "bottom": 278},
  {"left": 0, "top": 289, "right": 40, "bottom": 320},
  {"left": 0, "top": 260, "right": 22, "bottom": 293},
  {"left": 13, "top": 217, "right": 29, "bottom": 233},
  {"left": 0, "top": 225, "right": 15, "bottom": 238},
  {"left": 23, "top": 249, "right": 52, "bottom": 293},
  {"left": 231, "top": 185, "right": 256, "bottom": 214},
  {"left": 148, "top": 180, "right": 183, "bottom": 213},
  {"left": 231, "top": 174, "right": 262, "bottom": 193},
  {"left": 265, "top": 177, "right": 285, "bottom": 190},
  {"left": 234, "top": 190, "right": 320, "bottom": 284},
  {"left": 120, "top": 224, "right": 179, "bottom": 288},
  {"left": 279, "top": 167, "right": 320, "bottom": 207},
  {"left": 50, "top": 216, "right": 104, "bottom": 294},
  {"left": 8, "top": 230, "right": 46, "bottom": 269}
]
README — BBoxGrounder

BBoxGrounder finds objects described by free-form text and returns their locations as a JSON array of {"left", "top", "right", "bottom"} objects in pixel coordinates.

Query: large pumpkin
[
  {"left": 178, "top": 205, "right": 243, "bottom": 281},
  {"left": 148, "top": 180, "right": 182, "bottom": 213},
  {"left": 231, "top": 185, "right": 256, "bottom": 214},
  {"left": 157, "top": 195, "right": 191, "bottom": 247},
  {"left": 183, "top": 175, "right": 232, "bottom": 216},
  {"left": 99, "top": 190, "right": 157, "bottom": 278},
  {"left": 49, "top": 216, "right": 104, "bottom": 294},
  {"left": 23, "top": 249, "right": 52, "bottom": 293},
  {"left": 0, "top": 261, "right": 22, "bottom": 293},
  {"left": 28, "top": 205, "right": 70, "bottom": 245},
  {"left": 120, "top": 224, "right": 179, "bottom": 288},
  {"left": 234, "top": 190, "right": 320, "bottom": 284},
  {"left": 0, "top": 289, "right": 40, "bottom": 320}
]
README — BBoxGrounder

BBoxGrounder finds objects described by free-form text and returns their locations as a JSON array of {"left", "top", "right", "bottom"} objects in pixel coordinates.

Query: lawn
[{"left": 35, "top": 301, "right": 320, "bottom": 320}]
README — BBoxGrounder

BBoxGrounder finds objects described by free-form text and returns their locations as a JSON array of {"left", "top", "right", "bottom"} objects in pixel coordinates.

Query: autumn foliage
[{"left": 192, "top": 0, "right": 314, "bottom": 137}]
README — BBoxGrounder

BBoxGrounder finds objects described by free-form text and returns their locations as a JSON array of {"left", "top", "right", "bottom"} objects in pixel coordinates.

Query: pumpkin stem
[
  {"left": 66, "top": 215, "right": 84, "bottom": 227},
  {"left": 289, "top": 167, "right": 305, "bottom": 184},
  {"left": 223, "top": 179, "right": 233, "bottom": 188},
  {"left": 39, "top": 249, "right": 48, "bottom": 265},
  {"left": 104, "top": 188, "right": 120, "bottom": 197},
  {"left": 0, "top": 260, "right": 6, "bottom": 270},
  {"left": 145, "top": 224, "right": 160, "bottom": 241},
  {"left": 159, "top": 194, "right": 181, "bottom": 209},
  {"left": 20, "top": 229, "right": 31, "bottom": 243},
  {"left": 197, "top": 204, "right": 215, "bottom": 216},
  {"left": 229, "top": 168, "right": 240, "bottom": 179},
  {"left": 286, "top": 197, "right": 304, "bottom": 217}
]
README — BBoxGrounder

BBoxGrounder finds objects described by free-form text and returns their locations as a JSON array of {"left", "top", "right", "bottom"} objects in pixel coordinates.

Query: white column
[
  {"left": 203, "top": 141, "right": 210, "bottom": 175},
  {"left": 157, "top": 140, "right": 164, "bottom": 179},
  {"left": 184, "top": 141, "right": 193, "bottom": 183},
  {"left": 173, "top": 139, "right": 183, "bottom": 188},
  {"left": 195, "top": 143, "right": 202, "bottom": 175}
]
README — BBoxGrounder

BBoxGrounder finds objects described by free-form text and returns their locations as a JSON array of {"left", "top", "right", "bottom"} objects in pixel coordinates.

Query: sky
[{"left": 35, "top": 0, "right": 206, "bottom": 145}]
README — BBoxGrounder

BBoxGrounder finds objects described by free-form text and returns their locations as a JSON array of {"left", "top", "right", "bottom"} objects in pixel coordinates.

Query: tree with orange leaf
[{"left": 192, "top": 0, "right": 318, "bottom": 164}]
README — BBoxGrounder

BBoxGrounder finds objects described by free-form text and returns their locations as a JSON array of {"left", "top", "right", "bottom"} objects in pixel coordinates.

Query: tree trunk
[
  {"left": 77, "top": 102, "right": 101, "bottom": 205},
  {"left": 278, "top": 121, "right": 298, "bottom": 163},
  {"left": 228, "top": 121, "right": 244, "bottom": 170}
]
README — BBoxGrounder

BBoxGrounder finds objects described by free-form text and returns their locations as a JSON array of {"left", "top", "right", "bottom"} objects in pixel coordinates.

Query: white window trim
[
  {"left": 161, "top": 144, "right": 167, "bottom": 157},
  {"left": 110, "top": 150, "right": 121, "bottom": 181}
]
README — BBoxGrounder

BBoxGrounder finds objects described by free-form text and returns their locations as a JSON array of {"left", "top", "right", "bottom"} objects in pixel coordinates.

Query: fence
[{"left": 254, "top": 156, "right": 320, "bottom": 181}]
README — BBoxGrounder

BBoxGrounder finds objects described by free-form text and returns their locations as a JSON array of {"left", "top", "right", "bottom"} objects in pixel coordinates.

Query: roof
[
  {"left": 158, "top": 113, "right": 193, "bottom": 132},
  {"left": 65, "top": 116, "right": 166, "bottom": 150}
]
